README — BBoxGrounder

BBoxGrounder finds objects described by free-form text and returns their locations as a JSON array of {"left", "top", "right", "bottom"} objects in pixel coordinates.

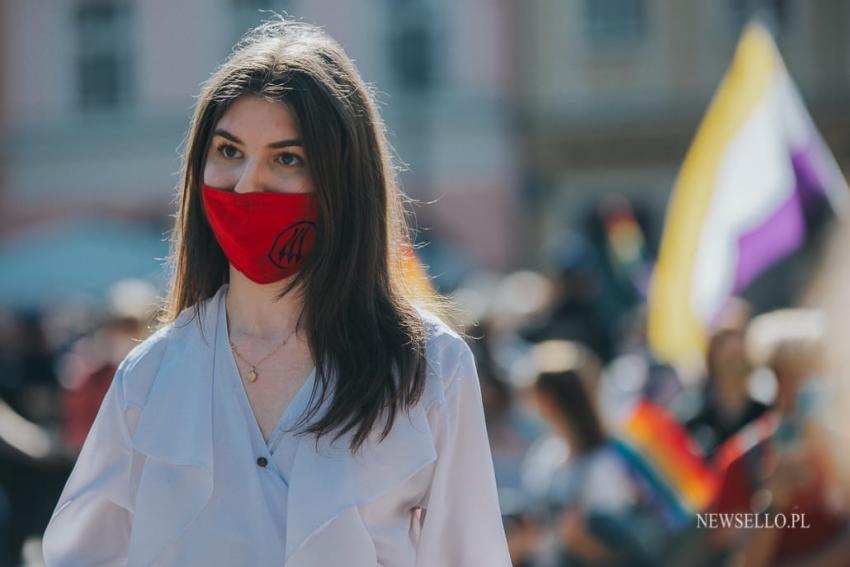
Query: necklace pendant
[{"left": 247, "top": 368, "right": 258, "bottom": 383}]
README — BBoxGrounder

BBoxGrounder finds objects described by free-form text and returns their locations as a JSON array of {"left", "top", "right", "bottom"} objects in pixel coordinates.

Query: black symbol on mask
[{"left": 268, "top": 221, "right": 316, "bottom": 268}]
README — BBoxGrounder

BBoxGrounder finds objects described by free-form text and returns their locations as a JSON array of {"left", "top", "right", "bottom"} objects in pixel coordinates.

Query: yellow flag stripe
[{"left": 648, "top": 22, "right": 780, "bottom": 365}]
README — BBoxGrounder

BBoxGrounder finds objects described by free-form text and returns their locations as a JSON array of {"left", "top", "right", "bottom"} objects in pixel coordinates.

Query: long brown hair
[
  {"left": 532, "top": 342, "right": 606, "bottom": 454},
  {"left": 160, "top": 17, "right": 450, "bottom": 454}
]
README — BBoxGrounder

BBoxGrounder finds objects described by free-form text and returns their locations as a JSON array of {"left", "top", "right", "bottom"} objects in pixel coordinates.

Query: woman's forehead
[{"left": 215, "top": 95, "right": 300, "bottom": 143}]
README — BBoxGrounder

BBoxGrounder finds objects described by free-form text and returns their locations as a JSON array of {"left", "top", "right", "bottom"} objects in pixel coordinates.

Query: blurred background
[{"left": 3, "top": 0, "right": 850, "bottom": 565}]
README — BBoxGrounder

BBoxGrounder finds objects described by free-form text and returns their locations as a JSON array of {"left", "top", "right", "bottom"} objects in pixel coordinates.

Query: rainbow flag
[
  {"left": 610, "top": 437, "right": 693, "bottom": 529},
  {"left": 618, "top": 400, "right": 720, "bottom": 515},
  {"left": 601, "top": 197, "right": 652, "bottom": 298},
  {"left": 648, "top": 21, "right": 847, "bottom": 366}
]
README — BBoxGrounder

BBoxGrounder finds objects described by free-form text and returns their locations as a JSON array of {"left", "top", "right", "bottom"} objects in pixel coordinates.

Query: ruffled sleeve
[
  {"left": 415, "top": 341, "right": 512, "bottom": 566},
  {"left": 42, "top": 358, "right": 140, "bottom": 566}
]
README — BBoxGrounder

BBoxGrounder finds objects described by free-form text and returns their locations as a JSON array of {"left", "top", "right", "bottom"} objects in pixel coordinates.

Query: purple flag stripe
[
  {"left": 732, "top": 189, "right": 805, "bottom": 294},
  {"left": 729, "top": 142, "right": 833, "bottom": 298},
  {"left": 791, "top": 145, "right": 829, "bottom": 207}
]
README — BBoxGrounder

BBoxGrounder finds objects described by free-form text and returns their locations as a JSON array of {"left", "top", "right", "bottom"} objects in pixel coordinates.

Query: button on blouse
[{"left": 219, "top": 290, "right": 317, "bottom": 560}]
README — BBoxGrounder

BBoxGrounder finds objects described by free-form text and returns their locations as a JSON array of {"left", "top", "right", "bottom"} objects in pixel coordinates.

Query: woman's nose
[{"left": 233, "top": 159, "right": 270, "bottom": 194}]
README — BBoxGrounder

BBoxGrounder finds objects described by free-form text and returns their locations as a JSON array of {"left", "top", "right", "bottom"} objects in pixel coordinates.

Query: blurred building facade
[
  {"left": 0, "top": 0, "right": 520, "bottom": 307},
  {"left": 2, "top": 0, "right": 850, "bottom": 305},
  {"left": 515, "top": 0, "right": 850, "bottom": 264}
]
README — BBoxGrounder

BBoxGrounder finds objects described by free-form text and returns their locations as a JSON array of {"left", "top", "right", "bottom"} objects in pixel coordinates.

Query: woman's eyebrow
[
  {"left": 213, "top": 129, "right": 242, "bottom": 144},
  {"left": 268, "top": 139, "right": 303, "bottom": 149},
  {"left": 213, "top": 128, "right": 303, "bottom": 149}
]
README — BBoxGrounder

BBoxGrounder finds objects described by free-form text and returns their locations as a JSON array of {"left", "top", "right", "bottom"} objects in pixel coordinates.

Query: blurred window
[
  {"left": 75, "top": 0, "right": 134, "bottom": 111},
  {"left": 385, "top": 0, "right": 436, "bottom": 93},
  {"left": 585, "top": 0, "right": 645, "bottom": 47},
  {"left": 230, "top": 0, "right": 293, "bottom": 48}
]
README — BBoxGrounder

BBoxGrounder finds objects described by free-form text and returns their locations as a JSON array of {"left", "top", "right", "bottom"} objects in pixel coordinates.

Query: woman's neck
[{"left": 225, "top": 267, "right": 305, "bottom": 342}]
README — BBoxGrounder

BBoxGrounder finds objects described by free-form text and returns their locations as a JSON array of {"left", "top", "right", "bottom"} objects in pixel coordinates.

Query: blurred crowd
[
  {"left": 0, "top": 280, "right": 159, "bottom": 566},
  {"left": 445, "top": 196, "right": 850, "bottom": 566},
  {"left": 3, "top": 198, "right": 850, "bottom": 567}
]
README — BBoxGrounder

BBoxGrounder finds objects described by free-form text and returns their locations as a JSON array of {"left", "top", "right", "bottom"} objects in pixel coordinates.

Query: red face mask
[{"left": 201, "top": 184, "right": 319, "bottom": 284}]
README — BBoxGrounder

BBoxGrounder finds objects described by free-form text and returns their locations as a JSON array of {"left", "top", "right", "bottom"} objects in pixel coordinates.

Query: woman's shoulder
[
  {"left": 414, "top": 305, "right": 476, "bottom": 410},
  {"left": 116, "top": 298, "right": 213, "bottom": 405},
  {"left": 415, "top": 304, "right": 461, "bottom": 343},
  {"left": 113, "top": 323, "right": 177, "bottom": 406}
]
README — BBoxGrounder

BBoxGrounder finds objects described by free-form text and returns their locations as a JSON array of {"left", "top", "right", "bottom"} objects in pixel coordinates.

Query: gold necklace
[{"left": 229, "top": 327, "right": 297, "bottom": 383}]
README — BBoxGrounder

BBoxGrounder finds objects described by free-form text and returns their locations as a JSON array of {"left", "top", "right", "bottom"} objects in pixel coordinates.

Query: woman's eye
[
  {"left": 277, "top": 152, "right": 304, "bottom": 167},
  {"left": 217, "top": 143, "right": 242, "bottom": 160}
]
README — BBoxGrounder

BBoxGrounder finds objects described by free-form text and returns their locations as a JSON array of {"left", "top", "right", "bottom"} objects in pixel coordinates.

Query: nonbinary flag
[{"left": 648, "top": 21, "right": 847, "bottom": 366}]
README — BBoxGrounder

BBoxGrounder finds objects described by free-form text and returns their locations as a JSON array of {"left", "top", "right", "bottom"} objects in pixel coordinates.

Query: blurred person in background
[
  {"left": 3, "top": 311, "right": 60, "bottom": 434},
  {"left": 0, "top": 280, "right": 157, "bottom": 565},
  {"left": 0, "top": 280, "right": 156, "bottom": 564},
  {"left": 58, "top": 279, "right": 157, "bottom": 454},
  {"left": 467, "top": 319, "right": 546, "bottom": 505},
  {"left": 512, "top": 340, "right": 657, "bottom": 567},
  {"left": 820, "top": 219, "right": 850, "bottom": 492},
  {"left": 708, "top": 310, "right": 850, "bottom": 566},
  {"left": 0, "top": 309, "right": 72, "bottom": 565},
  {"left": 59, "top": 315, "right": 145, "bottom": 452},
  {"left": 804, "top": 217, "right": 850, "bottom": 565},
  {"left": 41, "top": 17, "right": 509, "bottom": 567},
  {"left": 682, "top": 328, "right": 769, "bottom": 459},
  {"left": 599, "top": 305, "right": 683, "bottom": 424},
  {"left": 518, "top": 232, "right": 613, "bottom": 363}
]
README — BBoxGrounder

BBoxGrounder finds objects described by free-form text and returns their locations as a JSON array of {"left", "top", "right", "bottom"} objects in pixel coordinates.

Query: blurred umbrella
[{"left": 0, "top": 218, "right": 168, "bottom": 308}]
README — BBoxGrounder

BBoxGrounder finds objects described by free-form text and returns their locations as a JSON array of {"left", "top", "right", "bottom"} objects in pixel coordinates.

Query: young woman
[{"left": 42, "top": 18, "right": 510, "bottom": 567}]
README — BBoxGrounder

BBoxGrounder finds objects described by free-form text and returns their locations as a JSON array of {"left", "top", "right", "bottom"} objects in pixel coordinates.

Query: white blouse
[{"left": 42, "top": 284, "right": 511, "bottom": 566}]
